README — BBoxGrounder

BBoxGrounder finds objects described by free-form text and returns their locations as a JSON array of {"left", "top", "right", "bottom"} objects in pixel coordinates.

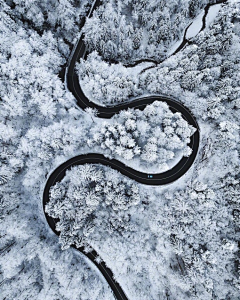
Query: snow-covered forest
[
  {"left": 1, "top": 0, "right": 240, "bottom": 299},
  {"left": 46, "top": 164, "right": 141, "bottom": 250},
  {"left": 88, "top": 101, "right": 196, "bottom": 172},
  {"left": 83, "top": 0, "right": 210, "bottom": 63},
  {"left": 0, "top": 0, "right": 114, "bottom": 299}
]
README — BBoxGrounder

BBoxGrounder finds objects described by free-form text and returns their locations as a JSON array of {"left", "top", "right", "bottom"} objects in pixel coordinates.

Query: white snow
[
  {"left": 109, "top": 149, "right": 184, "bottom": 174},
  {"left": 78, "top": 58, "right": 154, "bottom": 106},
  {"left": 185, "top": 11, "right": 205, "bottom": 40},
  {"left": 206, "top": 4, "right": 222, "bottom": 28},
  {"left": 168, "top": 37, "right": 184, "bottom": 57},
  {"left": 1, "top": 0, "right": 240, "bottom": 299}
]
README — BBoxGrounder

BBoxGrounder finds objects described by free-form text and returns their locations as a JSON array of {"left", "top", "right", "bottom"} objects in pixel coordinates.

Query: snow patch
[
  {"left": 185, "top": 11, "right": 205, "bottom": 40},
  {"left": 206, "top": 4, "right": 222, "bottom": 28}
]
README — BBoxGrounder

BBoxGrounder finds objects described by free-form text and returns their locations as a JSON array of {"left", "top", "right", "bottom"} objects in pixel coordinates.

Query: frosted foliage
[
  {"left": 1, "top": 0, "right": 240, "bottom": 299},
  {"left": 77, "top": 52, "right": 141, "bottom": 105},
  {"left": 156, "top": 180, "right": 240, "bottom": 300},
  {"left": 0, "top": 0, "right": 115, "bottom": 299},
  {"left": 83, "top": 0, "right": 208, "bottom": 63},
  {"left": 80, "top": 1, "right": 240, "bottom": 115},
  {"left": 46, "top": 164, "right": 140, "bottom": 250},
  {"left": 90, "top": 101, "right": 196, "bottom": 169}
]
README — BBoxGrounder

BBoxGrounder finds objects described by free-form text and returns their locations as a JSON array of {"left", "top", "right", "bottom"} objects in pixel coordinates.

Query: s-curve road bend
[
  {"left": 43, "top": 166, "right": 128, "bottom": 300},
  {"left": 44, "top": 0, "right": 201, "bottom": 300}
]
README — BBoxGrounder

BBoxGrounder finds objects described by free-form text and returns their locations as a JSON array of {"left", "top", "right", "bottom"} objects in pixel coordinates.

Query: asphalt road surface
[{"left": 43, "top": 0, "right": 203, "bottom": 299}]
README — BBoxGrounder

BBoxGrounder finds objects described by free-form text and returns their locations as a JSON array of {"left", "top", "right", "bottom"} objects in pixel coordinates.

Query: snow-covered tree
[
  {"left": 90, "top": 101, "right": 196, "bottom": 172},
  {"left": 45, "top": 164, "right": 141, "bottom": 249}
]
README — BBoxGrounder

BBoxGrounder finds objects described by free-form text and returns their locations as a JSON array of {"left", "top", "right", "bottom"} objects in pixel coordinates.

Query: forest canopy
[{"left": 0, "top": 0, "right": 240, "bottom": 299}]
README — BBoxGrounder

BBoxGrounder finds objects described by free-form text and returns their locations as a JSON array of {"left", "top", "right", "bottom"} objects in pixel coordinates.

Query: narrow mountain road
[{"left": 41, "top": 0, "right": 228, "bottom": 299}]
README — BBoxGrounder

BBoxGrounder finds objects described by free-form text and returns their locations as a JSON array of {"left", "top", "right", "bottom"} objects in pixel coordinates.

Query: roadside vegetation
[{"left": 0, "top": 0, "right": 239, "bottom": 299}]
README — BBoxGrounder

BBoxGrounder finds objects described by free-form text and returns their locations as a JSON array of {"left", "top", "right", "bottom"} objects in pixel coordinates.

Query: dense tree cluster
[
  {"left": 0, "top": 1, "right": 114, "bottom": 299},
  {"left": 1, "top": 0, "right": 240, "bottom": 299},
  {"left": 0, "top": 228, "right": 114, "bottom": 300},
  {"left": 77, "top": 51, "right": 141, "bottom": 105},
  {"left": 142, "top": 1, "right": 240, "bottom": 121},
  {"left": 80, "top": 1, "right": 240, "bottom": 117},
  {"left": 83, "top": 0, "right": 208, "bottom": 63},
  {"left": 46, "top": 164, "right": 141, "bottom": 249},
  {"left": 0, "top": 0, "right": 92, "bottom": 189},
  {"left": 45, "top": 161, "right": 240, "bottom": 300},
  {"left": 89, "top": 101, "right": 195, "bottom": 171},
  {"left": 73, "top": 2, "right": 240, "bottom": 299},
  {"left": 2, "top": 0, "right": 93, "bottom": 42},
  {"left": 158, "top": 180, "right": 239, "bottom": 299}
]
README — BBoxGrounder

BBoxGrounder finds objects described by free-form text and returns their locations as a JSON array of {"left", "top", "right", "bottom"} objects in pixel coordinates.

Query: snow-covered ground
[
  {"left": 185, "top": 11, "right": 204, "bottom": 40},
  {"left": 206, "top": 4, "right": 222, "bottom": 28},
  {"left": 79, "top": 1, "right": 228, "bottom": 107},
  {"left": 87, "top": 102, "right": 196, "bottom": 174},
  {"left": 1, "top": 0, "right": 240, "bottom": 299},
  {"left": 78, "top": 57, "right": 153, "bottom": 107}
]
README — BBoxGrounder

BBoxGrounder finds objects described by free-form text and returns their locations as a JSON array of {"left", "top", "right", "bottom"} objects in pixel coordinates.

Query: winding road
[{"left": 41, "top": 0, "right": 232, "bottom": 299}]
